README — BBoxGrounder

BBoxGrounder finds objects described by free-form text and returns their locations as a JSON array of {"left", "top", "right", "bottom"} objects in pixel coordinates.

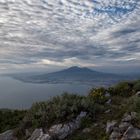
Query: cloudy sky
[{"left": 0, "top": 0, "right": 140, "bottom": 73}]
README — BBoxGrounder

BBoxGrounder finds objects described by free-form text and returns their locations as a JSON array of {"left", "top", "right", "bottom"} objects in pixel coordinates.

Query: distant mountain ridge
[{"left": 10, "top": 66, "right": 139, "bottom": 87}]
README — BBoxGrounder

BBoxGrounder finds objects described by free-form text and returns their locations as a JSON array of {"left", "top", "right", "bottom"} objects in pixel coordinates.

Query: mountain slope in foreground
[{"left": 0, "top": 80, "right": 140, "bottom": 140}]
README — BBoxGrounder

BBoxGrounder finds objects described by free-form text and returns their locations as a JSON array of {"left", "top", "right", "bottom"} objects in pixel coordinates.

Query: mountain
[{"left": 10, "top": 66, "right": 137, "bottom": 86}]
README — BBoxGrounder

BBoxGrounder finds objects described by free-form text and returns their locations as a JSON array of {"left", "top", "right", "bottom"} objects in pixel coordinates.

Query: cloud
[{"left": 0, "top": 0, "right": 140, "bottom": 73}]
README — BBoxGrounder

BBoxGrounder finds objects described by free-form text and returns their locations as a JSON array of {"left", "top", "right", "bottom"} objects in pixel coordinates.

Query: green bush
[
  {"left": 108, "top": 81, "right": 134, "bottom": 97},
  {"left": 0, "top": 109, "right": 26, "bottom": 133},
  {"left": 80, "top": 116, "right": 93, "bottom": 129},
  {"left": 22, "top": 93, "right": 86, "bottom": 129},
  {"left": 88, "top": 87, "right": 108, "bottom": 103},
  {"left": 18, "top": 92, "right": 106, "bottom": 138},
  {"left": 133, "top": 81, "right": 140, "bottom": 92}
]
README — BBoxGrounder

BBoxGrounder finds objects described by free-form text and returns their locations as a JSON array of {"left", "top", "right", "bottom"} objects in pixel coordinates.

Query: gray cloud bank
[{"left": 0, "top": 0, "right": 140, "bottom": 73}]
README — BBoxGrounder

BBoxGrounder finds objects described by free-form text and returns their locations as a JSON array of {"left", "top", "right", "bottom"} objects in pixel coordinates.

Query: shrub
[
  {"left": 133, "top": 81, "right": 140, "bottom": 92},
  {"left": 88, "top": 87, "right": 107, "bottom": 103},
  {"left": 0, "top": 109, "right": 26, "bottom": 133},
  {"left": 22, "top": 93, "right": 87, "bottom": 130},
  {"left": 108, "top": 81, "right": 134, "bottom": 97},
  {"left": 80, "top": 116, "right": 93, "bottom": 129},
  {"left": 18, "top": 92, "right": 106, "bottom": 138}
]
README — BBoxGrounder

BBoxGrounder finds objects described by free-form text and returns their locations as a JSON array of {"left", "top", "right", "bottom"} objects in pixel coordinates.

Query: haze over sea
[{"left": 0, "top": 76, "right": 91, "bottom": 109}]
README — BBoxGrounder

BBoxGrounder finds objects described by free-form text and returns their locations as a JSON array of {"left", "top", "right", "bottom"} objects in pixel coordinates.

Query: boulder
[
  {"left": 82, "top": 128, "right": 91, "bottom": 133},
  {"left": 106, "top": 121, "right": 117, "bottom": 134},
  {"left": 49, "top": 123, "right": 73, "bottom": 139},
  {"left": 28, "top": 111, "right": 87, "bottom": 140},
  {"left": 130, "top": 112, "right": 137, "bottom": 119},
  {"left": 49, "top": 112, "right": 87, "bottom": 139},
  {"left": 93, "top": 123, "right": 98, "bottom": 127},
  {"left": 25, "top": 129, "right": 32, "bottom": 138},
  {"left": 107, "top": 112, "right": 139, "bottom": 140},
  {"left": 136, "top": 91, "right": 140, "bottom": 97},
  {"left": 122, "top": 126, "right": 140, "bottom": 140},
  {"left": 0, "top": 130, "right": 17, "bottom": 140},
  {"left": 106, "top": 99, "right": 112, "bottom": 105},
  {"left": 105, "top": 109, "right": 111, "bottom": 114},
  {"left": 122, "top": 114, "right": 132, "bottom": 122},
  {"left": 105, "top": 92, "right": 111, "bottom": 97},
  {"left": 119, "top": 122, "right": 131, "bottom": 133},
  {"left": 28, "top": 129, "right": 51, "bottom": 140},
  {"left": 76, "top": 112, "right": 87, "bottom": 122},
  {"left": 110, "top": 130, "right": 121, "bottom": 140},
  {"left": 122, "top": 112, "right": 137, "bottom": 122}
]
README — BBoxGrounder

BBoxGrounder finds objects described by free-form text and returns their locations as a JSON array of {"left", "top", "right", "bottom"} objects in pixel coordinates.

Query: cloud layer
[{"left": 0, "top": 0, "right": 140, "bottom": 72}]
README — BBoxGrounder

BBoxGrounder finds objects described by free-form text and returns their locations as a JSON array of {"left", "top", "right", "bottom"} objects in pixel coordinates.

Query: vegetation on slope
[
  {"left": 0, "top": 80, "right": 140, "bottom": 140},
  {"left": 0, "top": 109, "right": 26, "bottom": 133}
]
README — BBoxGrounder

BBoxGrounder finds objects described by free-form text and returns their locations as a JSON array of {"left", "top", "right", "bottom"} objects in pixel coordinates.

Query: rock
[
  {"left": 82, "top": 128, "right": 91, "bottom": 133},
  {"left": 130, "top": 112, "right": 137, "bottom": 120},
  {"left": 49, "top": 123, "right": 72, "bottom": 139},
  {"left": 25, "top": 129, "right": 31, "bottom": 138},
  {"left": 106, "top": 121, "right": 117, "bottom": 134},
  {"left": 122, "top": 126, "right": 140, "bottom": 140},
  {"left": 105, "top": 92, "right": 111, "bottom": 97},
  {"left": 122, "top": 112, "right": 137, "bottom": 122},
  {"left": 76, "top": 112, "right": 87, "bottom": 122},
  {"left": 110, "top": 131, "right": 121, "bottom": 140},
  {"left": 119, "top": 122, "right": 131, "bottom": 133},
  {"left": 106, "top": 99, "right": 112, "bottom": 105},
  {"left": 93, "top": 123, "right": 98, "bottom": 127},
  {"left": 105, "top": 109, "right": 111, "bottom": 114},
  {"left": 136, "top": 91, "right": 140, "bottom": 97},
  {"left": 107, "top": 112, "right": 139, "bottom": 140},
  {"left": 28, "top": 112, "right": 87, "bottom": 140},
  {"left": 0, "top": 130, "right": 17, "bottom": 140},
  {"left": 28, "top": 129, "right": 51, "bottom": 140},
  {"left": 49, "top": 111, "right": 87, "bottom": 140}
]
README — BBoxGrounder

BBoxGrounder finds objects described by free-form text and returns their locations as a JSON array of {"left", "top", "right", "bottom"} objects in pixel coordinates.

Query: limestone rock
[
  {"left": 49, "top": 112, "right": 87, "bottom": 139},
  {"left": 122, "top": 126, "right": 140, "bottom": 140},
  {"left": 130, "top": 112, "right": 137, "bottom": 120},
  {"left": 82, "top": 128, "right": 91, "bottom": 133},
  {"left": 0, "top": 130, "right": 17, "bottom": 140},
  {"left": 105, "top": 109, "right": 111, "bottom": 114},
  {"left": 119, "top": 122, "right": 131, "bottom": 133},
  {"left": 28, "top": 112, "right": 87, "bottom": 140},
  {"left": 122, "top": 112, "right": 137, "bottom": 122},
  {"left": 106, "top": 121, "right": 117, "bottom": 134},
  {"left": 49, "top": 123, "right": 73, "bottom": 139},
  {"left": 106, "top": 99, "right": 112, "bottom": 105},
  {"left": 136, "top": 91, "right": 140, "bottom": 97},
  {"left": 28, "top": 129, "right": 51, "bottom": 140},
  {"left": 105, "top": 92, "right": 111, "bottom": 97},
  {"left": 110, "top": 131, "right": 121, "bottom": 140}
]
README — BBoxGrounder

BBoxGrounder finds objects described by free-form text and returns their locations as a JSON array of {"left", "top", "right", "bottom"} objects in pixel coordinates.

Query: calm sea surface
[{"left": 0, "top": 76, "right": 92, "bottom": 109}]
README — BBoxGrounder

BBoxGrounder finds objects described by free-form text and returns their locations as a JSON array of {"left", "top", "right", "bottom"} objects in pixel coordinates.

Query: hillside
[
  {"left": 10, "top": 66, "right": 137, "bottom": 86},
  {"left": 0, "top": 80, "right": 140, "bottom": 140}
]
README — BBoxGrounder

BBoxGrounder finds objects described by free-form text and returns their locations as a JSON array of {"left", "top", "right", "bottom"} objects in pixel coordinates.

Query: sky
[{"left": 0, "top": 0, "right": 140, "bottom": 74}]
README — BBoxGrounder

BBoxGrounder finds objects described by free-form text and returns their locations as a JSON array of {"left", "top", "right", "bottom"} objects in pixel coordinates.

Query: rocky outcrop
[
  {"left": 28, "top": 129, "right": 51, "bottom": 140},
  {"left": 122, "top": 112, "right": 137, "bottom": 122},
  {"left": 28, "top": 112, "right": 87, "bottom": 140},
  {"left": 106, "top": 112, "right": 140, "bottom": 140},
  {"left": 106, "top": 120, "right": 117, "bottom": 134},
  {"left": 122, "top": 126, "right": 140, "bottom": 140},
  {"left": 136, "top": 91, "right": 140, "bottom": 97},
  {"left": 0, "top": 112, "right": 87, "bottom": 140},
  {"left": 0, "top": 130, "right": 17, "bottom": 140}
]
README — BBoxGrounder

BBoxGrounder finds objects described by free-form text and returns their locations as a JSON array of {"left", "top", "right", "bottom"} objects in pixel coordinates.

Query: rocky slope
[{"left": 0, "top": 80, "right": 140, "bottom": 140}]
